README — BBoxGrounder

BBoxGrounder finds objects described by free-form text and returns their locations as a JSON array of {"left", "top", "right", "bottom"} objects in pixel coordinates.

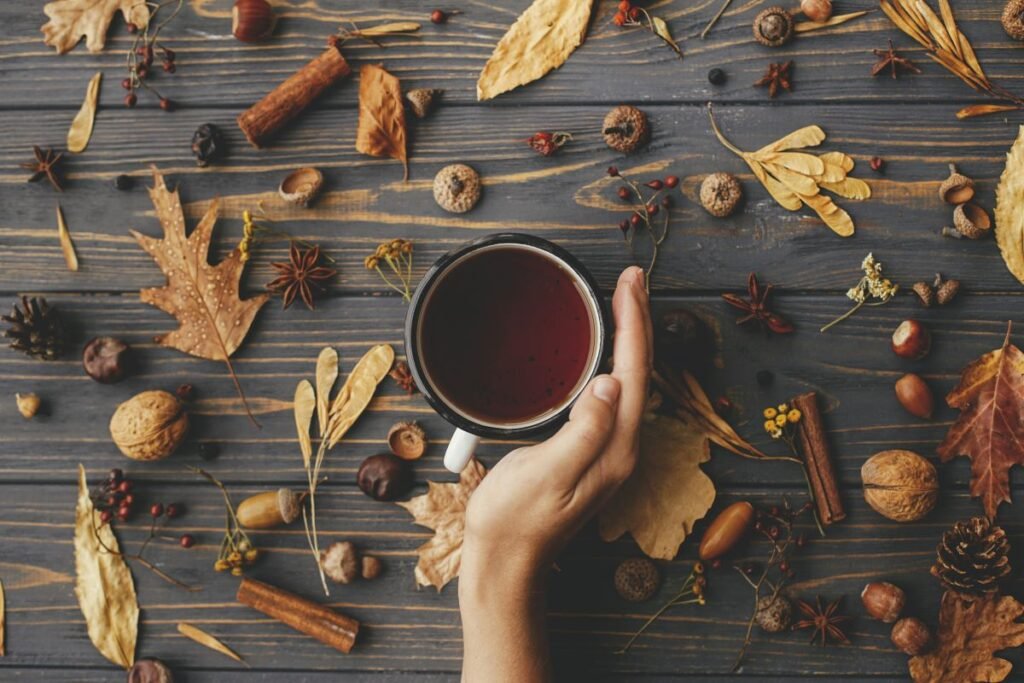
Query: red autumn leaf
[{"left": 937, "top": 324, "right": 1024, "bottom": 519}]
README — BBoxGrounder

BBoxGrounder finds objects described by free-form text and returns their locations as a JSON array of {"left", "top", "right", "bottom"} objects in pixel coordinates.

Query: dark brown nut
[
  {"left": 109, "top": 390, "right": 188, "bottom": 461},
  {"left": 699, "top": 172, "right": 742, "bottom": 217},
  {"left": 406, "top": 88, "right": 442, "bottom": 118},
  {"left": 800, "top": 0, "right": 832, "bottom": 22},
  {"left": 753, "top": 6, "right": 794, "bottom": 47},
  {"left": 891, "top": 320, "right": 931, "bottom": 360},
  {"left": 891, "top": 617, "right": 932, "bottom": 656},
  {"left": 357, "top": 453, "right": 413, "bottom": 501},
  {"left": 895, "top": 373, "right": 934, "bottom": 420},
  {"left": 755, "top": 594, "right": 793, "bottom": 633},
  {"left": 83, "top": 336, "right": 130, "bottom": 384},
  {"left": 320, "top": 540, "right": 360, "bottom": 584},
  {"left": 861, "top": 581, "right": 906, "bottom": 623},
  {"left": 698, "top": 501, "right": 754, "bottom": 560},
  {"left": 939, "top": 164, "right": 975, "bottom": 204},
  {"left": 603, "top": 105, "right": 649, "bottom": 154},
  {"left": 236, "top": 488, "right": 301, "bottom": 529},
  {"left": 911, "top": 281, "right": 934, "bottom": 308},
  {"left": 361, "top": 555, "right": 384, "bottom": 580},
  {"left": 935, "top": 277, "right": 960, "bottom": 305},
  {"left": 861, "top": 450, "right": 939, "bottom": 522},
  {"left": 953, "top": 202, "right": 991, "bottom": 239},
  {"left": 388, "top": 420, "right": 427, "bottom": 460},
  {"left": 127, "top": 658, "right": 174, "bottom": 683},
  {"left": 232, "top": 0, "right": 276, "bottom": 42},
  {"left": 613, "top": 557, "right": 661, "bottom": 602},
  {"left": 433, "top": 164, "right": 481, "bottom": 213},
  {"left": 15, "top": 392, "right": 41, "bottom": 419},
  {"left": 1003, "top": 0, "right": 1024, "bottom": 40}
]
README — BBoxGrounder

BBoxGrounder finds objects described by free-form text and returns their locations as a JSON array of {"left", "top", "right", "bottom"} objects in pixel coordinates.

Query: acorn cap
[
  {"left": 935, "top": 277, "right": 960, "bottom": 305},
  {"left": 952, "top": 202, "right": 991, "bottom": 239},
  {"left": 911, "top": 281, "right": 934, "bottom": 308},
  {"left": 939, "top": 164, "right": 975, "bottom": 205},
  {"left": 1003, "top": 0, "right": 1024, "bottom": 40},
  {"left": 614, "top": 558, "right": 661, "bottom": 602},
  {"left": 602, "top": 105, "right": 649, "bottom": 154},
  {"left": 753, "top": 6, "right": 794, "bottom": 47},
  {"left": 700, "top": 172, "right": 743, "bottom": 217},
  {"left": 405, "top": 88, "right": 442, "bottom": 118},
  {"left": 433, "top": 164, "right": 481, "bottom": 213},
  {"left": 755, "top": 594, "right": 793, "bottom": 633},
  {"left": 277, "top": 487, "right": 301, "bottom": 524},
  {"left": 387, "top": 420, "right": 427, "bottom": 460},
  {"left": 279, "top": 167, "right": 324, "bottom": 207}
]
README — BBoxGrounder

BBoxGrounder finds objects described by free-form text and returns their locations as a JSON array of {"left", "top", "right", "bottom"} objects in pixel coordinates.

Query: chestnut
[
  {"left": 232, "top": 0, "right": 275, "bottom": 43},
  {"left": 891, "top": 616, "right": 932, "bottom": 656},
  {"left": 861, "top": 581, "right": 906, "bottom": 623},
  {"left": 83, "top": 336, "right": 130, "bottom": 383},
  {"left": 357, "top": 453, "right": 413, "bottom": 501},
  {"left": 894, "top": 373, "right": 934, "bottom": 419},
  {"left": 127, "top": 658, "right": 174, "bottom": 683},
  {"left": 891, "top": 320, "right": 931, "bottom": 360}
]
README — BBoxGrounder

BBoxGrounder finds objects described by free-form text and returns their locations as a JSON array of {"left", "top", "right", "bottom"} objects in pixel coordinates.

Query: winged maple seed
[
  {"left": 721, "top": 273, "right": 794, "bottom": 334},
  {"left": 42, "top": 0, "right": 150, "bottom": 54},
  {"left": 131, "top": 168, "right": 268, "bottom": 427}
]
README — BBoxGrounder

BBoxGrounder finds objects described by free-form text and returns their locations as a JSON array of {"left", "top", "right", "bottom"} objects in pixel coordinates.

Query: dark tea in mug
[{"left": 418, "top": 245, "right": 595, "bottom": 426}]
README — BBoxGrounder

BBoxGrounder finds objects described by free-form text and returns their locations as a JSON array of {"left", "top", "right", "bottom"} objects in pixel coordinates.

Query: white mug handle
[{"left": 444, "top": 428, "right": 481, "bottom": 473}]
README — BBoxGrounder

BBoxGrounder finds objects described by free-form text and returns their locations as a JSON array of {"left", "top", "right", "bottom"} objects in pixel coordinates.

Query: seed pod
[
  {"left": 361, "top": 555, "right": 383, "bottom": 580},
  {"left": 939, "top": 164, "right": 975, "bottom": 204},
  {"left": 433, "top": 164, "right": 481, "bottom": 213},
  {"left": 935, "top": 276, "right": 960, "bottom": 305},
  {"left": 236, "top": 488, "right": 301, "bottom": 529},
  {"left": 755, "top": 594, "right": 793, "bottom": 632},
  {"left": 405, "top": 88, "right": 442, "bottom": 118},
  {"left": 698, "top": 501, "right": 754, "bottom": 560},
  {"left": 952, "top": 203, "right": 991, "bottom": 239},
  {"left": 387, "top": 421, "right": 427, "bottom": 460}
]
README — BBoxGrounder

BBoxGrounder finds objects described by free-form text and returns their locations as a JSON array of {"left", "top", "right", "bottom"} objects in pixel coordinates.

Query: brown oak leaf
[
  {"left": 937, "top": 324, "right": 1024, "bottom": 519},
  {"left": 355, "top": 64, "right": 408, "bottom": 180},
  {"left": 131, "top": 168, "right": 268, "bottom": 425},
  {"left": 397, "top": 460, "right": 486, "bottom": 591},
  {"left": 910, "top": 591, "right": 1024, "bottom": 682},
  {"left": 42, "top": 0, "right": 150, "bottom": 54}
]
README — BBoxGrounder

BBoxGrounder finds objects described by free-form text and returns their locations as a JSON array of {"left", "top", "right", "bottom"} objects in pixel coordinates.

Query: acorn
[
  {"left": 952, "top": 202, "right": 991, "bottom": 239},
  {"left": 236, "top": 488, "right": 302, "bottom": 529},
  {"left": 861, "top": 581, "right": 906, "bottom": 623},
  {"left": 753, "top": 7, "right": 794, "bottom": 47},
  {"left": 1003, "top": 0, "right": 1024, "bottom": 40},
  {"left": 891, "top": 617, "right": 932, "bottom": 656},
  {"left": 602, "top": 105, "right": 649, "bottom": 154},
  {"left": 938, "top": 164, "right": 975, "bottom": 204},
  {"left": 232, "top": 0, "right": 276, "bottom": 43}
]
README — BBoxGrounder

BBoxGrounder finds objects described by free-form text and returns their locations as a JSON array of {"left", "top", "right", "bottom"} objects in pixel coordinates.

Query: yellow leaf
[
  {"left": 819, "top": 151, "right": 854, "bottom": 173},
  {"left": 957, "top": 103, "right": 1021, "bottom": 120},
  {"left": 800, "top": 192, "right": 855, "bottom": 236},
  {"left": 476, "top": 0, "right": 595, "bottom": 100},
  {"left": 819, "top": 177, "right": 872, "bottom": 200},
  {"left": 326, "top": 344, "right": 395, "bottom": 447},
  {"left": 75, "top": 464, "right": 139, "bottom": 669},
  {"left": 177, "top": 623, "right": 245, "bottom": 664},
  {"left": 67, "top": 71, "right": 101, "bottom": 153},
  {"left": 755, "top": 151, "right": 825, "bottom": 177},
  {"left": 958, "top": 29, "right": 986, "bottom": 80},
  {"left": 762, "top": 161, "right": 820, "bottom": 196},
  {"left": 315, "top": 347, "right": 339, "bottom": 437},
  {"left": 915, "top": 0, "right": 955, "bottom": 54},
  {"left": 56, "top": 204, "right": 79, "bottom": 272},
  {"left": 294, "top": 380, "right": 315, "bottom": 469},
  {"left": 995, "top": 125, "right": 1024, "bottom": 286},
  {"left": 755, "top": 125, "right": 826, "bottom": 155},
  {"left": 745, "top": 158, "right": 803, "bottom": 210}
]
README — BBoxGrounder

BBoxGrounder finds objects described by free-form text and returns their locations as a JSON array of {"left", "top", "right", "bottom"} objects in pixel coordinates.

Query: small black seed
[
  {"left": 708, "top": 68, "right": 727, "bottom": 86},
  {"left": 113, "top": 174, "right": 134, "bottom": 190}
]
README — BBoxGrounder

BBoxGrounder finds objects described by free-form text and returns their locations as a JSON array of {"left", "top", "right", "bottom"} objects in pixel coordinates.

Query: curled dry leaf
[
  {"left": 74, "top": 464, "right": 138, "bottom": 669},
  {"left": 397, "top": 459, "right": 486, "bottom": 590},
  {"left": 0, "top": 576, "right": 5, "bottom": 657},
  {"left": 995, "top": 125, "right": 1024, "bottom": 286},
  {"left": 177, "top": 622, "right": 245, "bottom": 664},
  {"left": 909, "top": 591, "right": 1024, "bottom": 682},
  {"left": 42, "top": 0, "right": 150, "bottom": 53},
  {"left": 56, "top": 204, "right": 79, "bottom": 272},
  {"left": 356, "top": 64, "right": 408, "bottom": 180},
  {"left": 67, "top": 71, "right": 101, "bottom": 153},
  {"left": 293, "top": 380, "right": 315, "bottom": 469},
  {"left": 476, "top": 0, "right": 594, "bottom": 101},
  {"left": 937, "top": 324, "right": 1024, "bottom": 519},
  {"left": 325, "top": 344, "right": 395, "bottom": 447}
]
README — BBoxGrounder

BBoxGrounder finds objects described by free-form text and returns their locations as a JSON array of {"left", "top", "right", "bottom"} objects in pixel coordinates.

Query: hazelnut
[
  {"left": 232, "top": 0, "right": 276, "bottom": 43},
  {"left": 952, "top": 202, "right": 991, "bottom": 239},
  {"left": 127, "top": 658, "right": 174, "bottom": 683},
  {"left": 891, "top": 320, "right": 931, "bottom": 360},
  {"left": 613, "top": 557, "right": 661, "bottom": 602},
  {"left": 895, "top": 373, "right": 934, "bottom": 419},
  {"left": 602, "top": 105, "right": 649, "bottom": 154},
  {"left": 699, "top": 172, "right": 743, "bottom": 217},
  {"left": 1003, "top": 0, "right": 1024, "bottom": 40},
  {"left": 861, "top": 450, "right": 939, "bottom": 522},
  {"left": 15, "top": 392, "right": 41, "bottom": 419},
  {"left": 891, "top": 617, "right": 932, "bottom": 656},
  {"left": 800, "top": 0, "right": 832, "bottom": 22},
  {"left": 357, "top": 453, "right": 413, "bottom": 501},
  {"left": 109, "top": 390, "right": 188, "bottom": 461},
  {"left": 83, "top": 336, "right": 130, "bottom": 384},
  {"left": 361, "top": 555, "right": 384, "bottom": 580},
  {"left": 938, "top": 164, "right": 975, "bottom": 205},
  {"left": 433, "top": 164, "right": 481, "bottom": 213},
  {"left": 755, "top": 594, "right": 793, "bottom": 633},
  {"left": 236, "top": 488, "right": 302, "bottom": 529},
  {"left": 753, "top": 7, "right": 794, "bottom": 47},
  {"left": 405, "top": 88, "right": 443, "bottom": 119},
  {"left": 861, "top": 581, "right": 906, "bottom": 623},
  {"left": 320, "top": 540, "right": 360, "bottom": 584},
  {"left": 911, "top": 281, "right": 934, "bottom": 308},
  {"left": 698, "top": 501, "right": 754, "bottom": 561},
  {"left": 387, "top": 420, "right": 427, "bottom": 460}
]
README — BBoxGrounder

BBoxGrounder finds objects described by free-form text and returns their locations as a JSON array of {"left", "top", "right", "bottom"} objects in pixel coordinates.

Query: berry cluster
[
  {"left": 92, "top": 468, "right": 194, "bottom": 549},
  {"left": 612, "top": 0, "right": 642, "bottom": 25},
  {"left": 214, "top": 539, "right": 260, "bottom": 576},
  {"left": 525, "top": 131, "right": 572, "bottom": 157},
  {"left": 608, "top": 167, "right": 679, "bottom": 238},
  {"left": 121, "top": 0, "right": 184, "bottom": 110}
]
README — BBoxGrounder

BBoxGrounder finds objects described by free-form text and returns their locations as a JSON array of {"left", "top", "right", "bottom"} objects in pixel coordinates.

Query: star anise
[
  {"left": 754, "top": 61, "right": 793, "bottom": 98},
  {"left": 267, "top": 243, "right": 336, "bottom": 310},
  {"left": 871, "top": 40, "right": 921, "bottom": 79},
  {"left": 721, "top": 273, "right": 794, "bottom": 334},
  {"left": 21, "top": 146, "right": 64, "bottom": 191},
  {"left": 389, "top": 360, "right": 417, "bottom": 394},
  {"left": 793, "top": 596, "right": 850, "bottom": 646}
]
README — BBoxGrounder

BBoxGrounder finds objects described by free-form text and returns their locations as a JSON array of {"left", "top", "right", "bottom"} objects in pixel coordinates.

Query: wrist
[{"left": 459, "top": 534, "right": 545, "bottom": 611}]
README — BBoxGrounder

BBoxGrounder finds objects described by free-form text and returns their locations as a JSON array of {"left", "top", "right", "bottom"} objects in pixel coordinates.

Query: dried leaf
[
  {"left": 670, "top": 371, "right": 766, "bottom": 460},
  {"left": 0, "top": 577, "right": 5, "bottom": 657},
  {"left": 819, "top": 151, "right": 854, "bottom": 173},
  {"left": 56, "top": 204, "right": 79, "bottom": 272},
  {"left": 177, "top": 623, "right": 245, "bottom": 664},
  {"left": 745, "top": 158, "right": 803, "bottom": 210},
  {"left": 755, "top": 151, "right": 825, "bottom": 177},
  {"left": 755, "top": 125, "right": 826, "bottom": 155},
  {"left": 315, "top": 347, "right": 339, "bottom": 436},
  {"left": 793, "top": 10, "right": 869, "bottom": 32},
  {"left": 397, "top": 460, "right": 487, "bottom": 590},
  {"left": 761, "top": 162, "right": 820, "bottom": 196},
  {"left": 42, "top": 0, "right": 150, "bottom": 54},
  {"left": 650, "top": 16, "right": 682, "bottom": 57},
  {"left": 294, "top": 380, "right": 315, "bottom": 469},
  {"left": 818, "top": 177, "right": 872, "bottom": 200},
  {"left": 956, "top": 103, "right": 1018, "bottom": 120},
  {"left": 326, "top": 344, "right": 395, "bottom": 447},
  {"left": 130, "top": 168, "right": 268, "bottom": 425},
  {"left": 995, "top": 126, "right": 1024, "bottom": 285},
  {"left": 356, "top": 21, "right": 421, "bottom": 38},
  {"left": 356, "top": 64, "right": 408, "bottom": 180},
  {"left": 800, "top": 192, "right": 855, "bottom": 236},
  {"left": 67, "top": 71, "right": 101, "bottom": 153},
  {"left": 476, "top": 0, "right": 594, "bottom": 101},
  {"left": 74, "top": 464, "right": 138, "bottom": 669},
  {"left": 909, "top": 591, "right": 1024, "bottom": 682},
  {"left": 937, "top": 325, "right": 1024, "bottom": 519},
  {"left": 598, "top": 415, "right": 716, "bottom": 559}
]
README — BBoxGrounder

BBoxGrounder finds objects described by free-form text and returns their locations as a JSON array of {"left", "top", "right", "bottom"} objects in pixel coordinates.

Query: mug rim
[{"left": 404, "top": 233, "right": 608, "bottom": 440}]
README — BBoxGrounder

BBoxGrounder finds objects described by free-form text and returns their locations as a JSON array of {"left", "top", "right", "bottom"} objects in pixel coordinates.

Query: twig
[{"left": 701, "top": 0, "right": 735, "bottom": 39}]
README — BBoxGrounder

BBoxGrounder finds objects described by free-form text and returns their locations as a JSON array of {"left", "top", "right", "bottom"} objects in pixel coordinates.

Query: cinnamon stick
[
  {"left": 792, "top": 392, "right": 845, "bottom": 525},
  {"left": 236, "top": 577, "right": 359, "bottom": 653},
  {"left": 237, "top": 46, "right": 351, "bottom": 148}
]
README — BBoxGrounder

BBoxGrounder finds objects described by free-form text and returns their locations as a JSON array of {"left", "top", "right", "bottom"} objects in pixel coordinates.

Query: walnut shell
[
  {"left": 109, "top": 390, "right": 188, "bottom": 461},
  {"left": 433, "top": 164, "right": 481, "bottom": 213},
  {"left": 861, "top": 450, "right": 938, "bottom": 522}
]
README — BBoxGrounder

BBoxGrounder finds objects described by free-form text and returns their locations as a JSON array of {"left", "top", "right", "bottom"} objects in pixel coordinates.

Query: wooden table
[{"left": 2, "top": 0, "right": 1023, "bottom": 680}]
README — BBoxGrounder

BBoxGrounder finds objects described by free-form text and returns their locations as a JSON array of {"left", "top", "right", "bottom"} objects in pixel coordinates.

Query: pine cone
[
  {"left": 2, "top": 296, "right": 66, "bottom": 361},
  {"left": 930, "top": 517, "right": 1011, "bottom": 596}
]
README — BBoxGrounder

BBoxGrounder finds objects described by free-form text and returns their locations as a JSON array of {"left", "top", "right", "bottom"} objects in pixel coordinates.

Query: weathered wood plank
[{"left": 1, "top": 103, "right": 1022, "bottom": 293}]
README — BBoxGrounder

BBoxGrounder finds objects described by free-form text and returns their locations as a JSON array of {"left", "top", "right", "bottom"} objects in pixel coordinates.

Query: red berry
[
  {"left": 629, "top": 7, "right": 641, "bottom": 20},
  {"left": 117, "top": 505, "right": 131, "bottom": 521},
  {"left": 769, "top": 526, "right": 780, "bottom": 539},
  {"left": 619, "top": 0, "right": 631, "bottom": 9},
  {"left": 121, "top": 78, "right": 133, "bottom": 90},
  {"left": 754, "top": 520, "right": 764, "bottom": 532},
  {"left": 100, "top": 510, "right": 113, "bottom": 524},
  {"left": 617, "top": 187, "right": 631, "bottom": 200},
  {"left": 163, "top": 61, "right": 176, "bottom": 73},
  {"left": 607, "top": 166, "right": 619, "bottom": 177},
  {"left": 118, "top": 480, "right": 133, "bottom": 494},
  {"left": 159, "top": 98, "right": 173, "bottom": 111},
  {"left": 136, "top": 66, "right": 148, "bottom": 80},
  {"left": 647, "top": 203, "right": 659, "bottom": 217},
  {"left": 613, "top": 11, "right": 626, "bottom": 26},
  {"left": 150, "top": 503, "right": 164, "bottom": 518},
  {"left": 430, "top": 9, "right": 446, "bottom": 23},
  {"left": 106, "top": 495, "right": 119, "bottom": 507},
  {"left": 166, "top": 503, "right": 184, "bottom": 519},
  {"left": 645, "top": 179, "right": 664, "bottom": 190},
  {"left": 630, "top": 213, "right": 641, "bottom": 227},
  {"left": 179, "top": 534, "right": 195, "bottom": 549},
  {"left": 123, "top": 494, "right": 134, "bottom": 505},
  {"left": 126, "top": 22, "right": 138, "bottom": 33},
  {"left": 779, "top": 561, "right": 790, "bottom": 572},
  {"left": 870, "top": 156, "right": 885, "bottom": 172},
  {"left": 162, "top": 47, "right": 175, "bottom": 62},
  {"left": 664, "top": 175, "right": 679, "bottom": 189}
]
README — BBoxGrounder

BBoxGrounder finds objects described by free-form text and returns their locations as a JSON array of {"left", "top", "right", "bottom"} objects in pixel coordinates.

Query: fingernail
[
  {"left": 592, "top": 375, "right": 620, "bottom": 404},
  {"left": 632, "top": 267, "right": 648, "bottom": 295}
]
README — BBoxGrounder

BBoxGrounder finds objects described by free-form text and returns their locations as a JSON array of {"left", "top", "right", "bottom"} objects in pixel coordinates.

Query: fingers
[{"left": 610, "top": 266, "right": 652, "bottom": 436}]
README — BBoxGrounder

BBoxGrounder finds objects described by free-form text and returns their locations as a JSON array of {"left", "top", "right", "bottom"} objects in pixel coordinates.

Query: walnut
[
  {"left": 109, "top": 390, "right": 188, "bottom": 461},
  {"left": 861, "top": 450, "right": 938, "bottom": 522},
  {"left": 602, "top": 105, "right": 649, "bottom": 154},
  {"left": 433, "top": 164, "right": 481, "bottom": 213}
]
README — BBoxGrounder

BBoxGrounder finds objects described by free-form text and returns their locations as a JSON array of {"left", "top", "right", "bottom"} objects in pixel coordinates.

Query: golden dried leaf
[
  {"left": 177, "top": 623, "right": 245, "bottom": 664},
  {"left": 67, "top": 71, "right": 101, "bottom": 153},
  {"left": 755, "top": 125, "right": 826, "bottom": 155},
  {"left": 937, "top": 0, "right": 960, "bottom": 56},
  {"left": 476, "top": 0, "right": 594, "bottom": 101},
  {"left": 294, "top": 380, "right": 315, "bottom": 469},
  {"left": 668, "top": 370, "right": 767, "bottom": 459},
  {"left": 819, "top": 177, "right": 872, "bottom": 200},
  {"left": 760, "top": 161, "right": 821, "bottom": 196},
  {"left": 881, "top": 0, "right": 930, "bottom": 47},
  {"left": 909, "top": 591, "right": 1024, "bottom": 682},
  {"left": 995, "top": 125, "right": 1024, "bottom": 285},
  {"left": 819, "top": 151, "right": 854, "bottom": 173},
  {"left": 326, "top": 344, "right": 395, "bottom": 447},
  {"left": 356, "top": 64, "right": 408, "bottom": 180},
  {"left": 956, "top": 104, "right": 1018, "bottom": 120},
  {"left": 793, "top": 10, "right": 869, "bottom": 32},
  {"left": 598, "top": 415, "right": 716, "bottom": 559},
  {"left": 958, "top": 29, "right": 985, "bottom": 80},
  {"left": 74, "top": 464, "right": 138, "bottom": 669},
  {"left": 0, "top": 576, "right": 5, "bottom": 657},
  {"left": 745, "top": 158, "right": 802, "bottom": 210},
  {"left": 356, "top": 21, "right": 420, "bottom": 38},
  {"left": 42, "top": 0, "right": 150, "bottom": 53},
  {"left": 754, "top": 151, "right": 825, "bottom": 177},
  {"left": 650, "top": 16, "right": 682, "bottom": 57},
  {"left": 315, "top": 347, "right": 338, "bottom": 436},
  {"left": 56, "top": 204, "right": 79, "bottom": 272},
  {"left": 800, "top": 192, "right": 855, "bottom": 236},
  {"left": 397, "top": 460, "right": 487, "bottom": 590}
]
